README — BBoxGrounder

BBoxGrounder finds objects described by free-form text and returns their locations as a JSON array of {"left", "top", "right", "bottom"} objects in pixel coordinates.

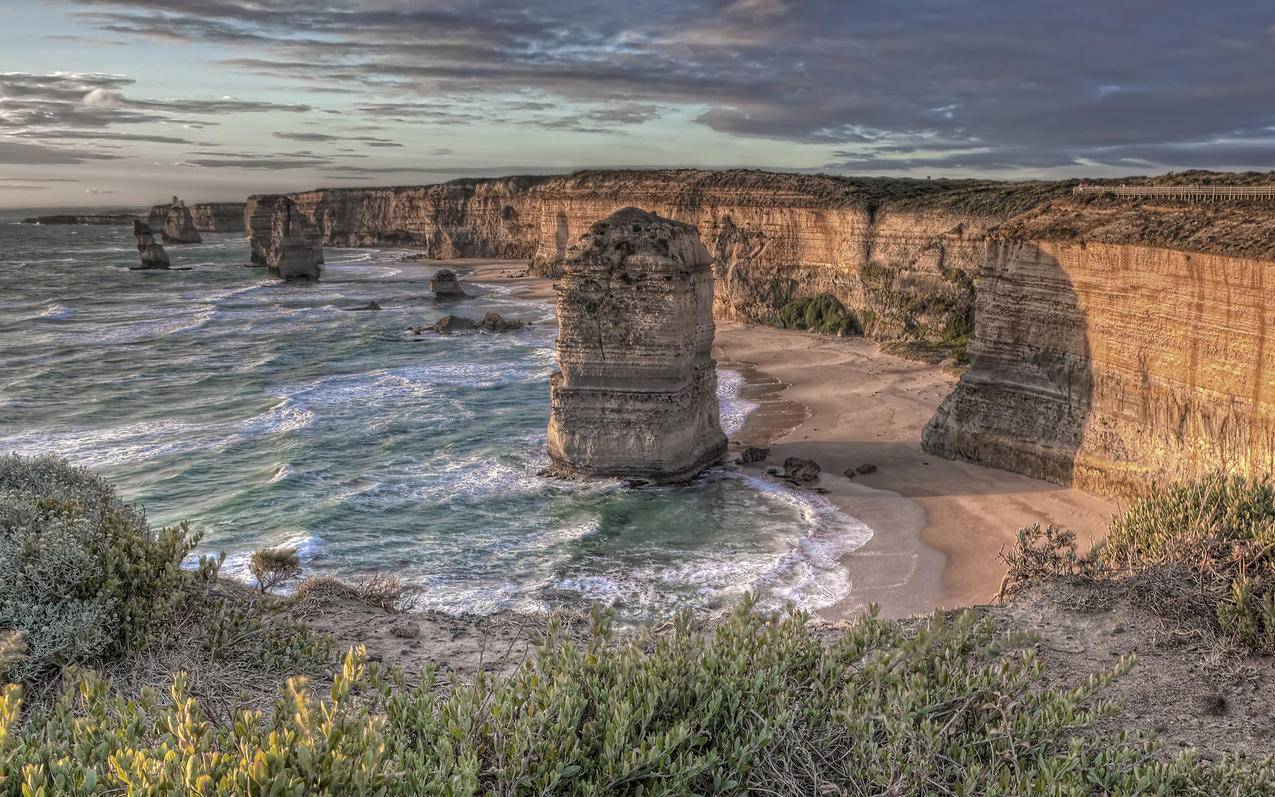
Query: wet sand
[{"left": 465, "top": 261, "right": 1120, "bottom": 618}]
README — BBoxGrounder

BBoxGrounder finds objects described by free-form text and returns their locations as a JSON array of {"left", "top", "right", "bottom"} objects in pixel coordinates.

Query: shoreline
[{"left": 463, "top": 259, "right": 1118, "bottom": 619}]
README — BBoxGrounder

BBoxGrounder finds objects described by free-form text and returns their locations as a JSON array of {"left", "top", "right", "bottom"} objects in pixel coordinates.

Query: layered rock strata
[
  {"left": 546, "top": 208, "right": 727, "bottom": 482},
  {"left": 161, "top": 197, "right": 202, "bottom": 244},
  {"left": 265, "top": 197, "right": 322, "bottom": 281},
  {"left": 923, "top": 240, "right": 1275, "bottom": 496},
  {"left": 131, "top": 220, "right": 171, "bottom": 270}
]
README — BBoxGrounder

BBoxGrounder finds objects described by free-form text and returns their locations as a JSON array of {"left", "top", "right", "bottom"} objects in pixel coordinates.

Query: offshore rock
[
  {"left": 478, "top": 312, "right": 524, "bottom": 332},
  {"left": 161, "top": 197, "right": 202, "bottom": 244},
  {"left": 130, "top": 220, "right": 171, "bottom": 270},
  {"left": 245, "top": 194, "right": 324, "bottom": 267},
  {"left": 429, "top": 269, "right": 468, "bottom": 299},
  {"left": 782, "top": 457, "right": 821, "bottom": 482},
  {"left": 147, "top": 201, "right": 245, "bottom": 232},
  {"left": 432, "top": 314, "right": 475, "bottom": 333},
  {"left": 266, "top": 197, "right": 322, "bottom": 281},
  {"left": 546, "top": 207, "right": 727, "bottom": 483}
]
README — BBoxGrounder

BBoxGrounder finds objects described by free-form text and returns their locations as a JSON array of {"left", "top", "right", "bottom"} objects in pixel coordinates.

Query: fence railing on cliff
[{"left": 1072, "top": 184, "right": 1275, "bottom": 201}]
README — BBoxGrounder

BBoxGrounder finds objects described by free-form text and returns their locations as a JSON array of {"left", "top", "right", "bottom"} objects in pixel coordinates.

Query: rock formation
[
  {"left": 148, "top": 201, "right": 245, "bottom": 233},
  {"left": 923, "top": 239, "right": 1275, "bottom": 497},
  {"left": 546, "top": 208, "right": 727, "bottom": 483},
  {"left": 264, "top": 197, "right": 321, "bottom": 281},
  {"left": 161, "top": 197, "right": 202, "bottom": 244},
  {"left": 131, "top": 220, "right": 171, "bottom": 270},
  {"left": 246, "top": 194, "right": 324, "bottom": 268},
  {"left": 240, "top": 169, "right": 1275, "bottom": 495},
  {"left": 429, "top": 269, "right": 468, "bottom": 299}
]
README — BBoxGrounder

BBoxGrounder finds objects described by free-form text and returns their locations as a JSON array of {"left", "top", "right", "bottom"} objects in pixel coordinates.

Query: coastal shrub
[
  {"left": 249, "top": 546, "right": 302, "bottom": 594},
  {"left": 777, "top": 294, "right": 860, "bottom": 335},
  {"left": 1002, "top": 472, "right": 1275, "bottom": 654},
  {"left": 0, "top": 455, "right": 198, "bottom": 684},
  {"left": 4, "top": 604, "right": 1272, "bottom": 795}
]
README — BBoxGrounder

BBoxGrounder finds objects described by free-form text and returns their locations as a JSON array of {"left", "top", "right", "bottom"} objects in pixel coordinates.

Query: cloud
[
  {"left": 55, "top": 0, "right": 1275, "bottom": 172},
  {"left": 0, "top": 138, "right": 122, "bottom": 164}
]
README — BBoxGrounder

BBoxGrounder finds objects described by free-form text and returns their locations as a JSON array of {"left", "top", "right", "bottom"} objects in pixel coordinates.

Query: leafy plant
[{"left": 0, "top": 455, "right": 199, "bottom": 684}]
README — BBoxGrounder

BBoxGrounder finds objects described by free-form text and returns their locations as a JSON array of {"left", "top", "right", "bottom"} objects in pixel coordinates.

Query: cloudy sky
[{"left": 2, "top": 0, "right": 1274, "bottom": 207}]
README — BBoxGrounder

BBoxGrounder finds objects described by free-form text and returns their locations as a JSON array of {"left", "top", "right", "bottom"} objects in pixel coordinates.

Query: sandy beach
[{"left": 463, "top": 260, "right": 1119, "bottom": 618}]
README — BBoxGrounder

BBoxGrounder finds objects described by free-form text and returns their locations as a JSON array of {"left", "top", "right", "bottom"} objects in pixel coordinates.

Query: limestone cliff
[
  {"left": 547, "top": 208, "right": 727, "bottom": 483},
  {"left": 147, "top": 202, "right": 245, "bottom": 233},
  {"left": 923, "top": 239, "right": 1275, "bottom": 497}
]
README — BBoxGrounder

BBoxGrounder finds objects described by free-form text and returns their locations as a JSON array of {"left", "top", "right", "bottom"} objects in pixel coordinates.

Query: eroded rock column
[
  {"left": 131, "top": 220, "right": 171, "bottom": 270},
  {"left": 162, "top": 197, "right": 202, "bottom": 244},
  {"left": 547, "top": 207, "right": 727, "bottom": 482},
  {"left": 266, "top": 197, "right": 322, "bottom": 281}
]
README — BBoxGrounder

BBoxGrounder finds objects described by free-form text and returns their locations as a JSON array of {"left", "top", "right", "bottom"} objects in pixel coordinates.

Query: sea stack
[
  {"left": 131, "top": 220, "right": 171, "bottom": 270},
  {"left": 546, "top": 207, "right": 727, "bottom": 483},
  {"left": 161, "top": 196, "right": 202, "bottom": 244},
  {"left": 266, "top": 196, "right": 322, "bottom": 281}
]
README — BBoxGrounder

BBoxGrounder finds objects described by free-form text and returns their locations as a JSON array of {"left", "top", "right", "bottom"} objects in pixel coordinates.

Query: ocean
[{"left": 0, "top": 214, "right": 871, "bottom": 622}]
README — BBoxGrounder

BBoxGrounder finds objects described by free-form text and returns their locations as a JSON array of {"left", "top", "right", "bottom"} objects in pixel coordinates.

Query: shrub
[
  {"left": 295, "top": 573, "right": 417, "bottom": 613},
  {"left": 1001, "top": 473, "right": 1275, "bottom": 654},
  {"left": 777, "top": 294, "right": 860, "bottom": 335},
  {"left": 0, "top": 455, "right": 198, "bottom": 684},
  {"left": 249, "top": 547, "right": 302, "bottom": 594},
  {"left": 3, "top": 605, "right": 1272, "bottom": 795}
]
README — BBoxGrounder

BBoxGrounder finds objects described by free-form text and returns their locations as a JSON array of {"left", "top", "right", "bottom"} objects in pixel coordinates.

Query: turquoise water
[{"left": 0, "top": 215, "right": 870, "bottom": 621}]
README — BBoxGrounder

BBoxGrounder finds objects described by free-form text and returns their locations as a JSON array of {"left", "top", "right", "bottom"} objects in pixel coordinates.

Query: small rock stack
[
  {"left": 161, "top": 196, "right": 202, "bottom": 244},
  {"left": 429, "top": 268, "right": 468, "bottom": 299},
  {"left": 265, "top": 197, "right": 322, "bottom": 281},
  {"left": 131, "top": 220, "right": 171, "bottom": 270},
  {"left": 547, "top": 207, "right": 727, "bottom": 482}
]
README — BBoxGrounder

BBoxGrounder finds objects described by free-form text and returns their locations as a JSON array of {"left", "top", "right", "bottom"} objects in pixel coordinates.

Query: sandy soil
[{"left": 464, "top": 261, "right": 1119, "bottom": 620}]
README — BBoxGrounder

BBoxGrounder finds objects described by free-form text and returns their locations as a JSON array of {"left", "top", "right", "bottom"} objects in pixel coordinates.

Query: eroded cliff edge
[{"left": 245, "top": 169, "right": 1275, "bottom": 495}]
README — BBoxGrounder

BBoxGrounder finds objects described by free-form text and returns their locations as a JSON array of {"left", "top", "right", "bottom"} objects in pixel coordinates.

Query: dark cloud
[
  {"left": 273, "top": 131, "right": 402, "bottom": 147},
  {"left": 55, "top": 0, "right": 1275, "bottom": 172},
  {"left": 14, "top": 129, "right": 194, "bottom": 145},
  {"left": 181, "top": 156, "right": 332, "bottom": 170},
  {"left": 0, "top": 138, "right": 122, "bottom": 164}
]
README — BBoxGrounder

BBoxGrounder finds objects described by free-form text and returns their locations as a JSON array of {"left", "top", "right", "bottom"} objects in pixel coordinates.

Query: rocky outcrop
[
  {"left": 161, "top": 197, "right": 202, "bottom": 244},
  {"left": 923, "top": 239, "right": 1275, "bottom": 497},
  {"left": 22, "top": 214, "right": 138, "bottom": 225},
  {"left": 147, "top": 201, "right": 245, "bottom": 232},
  {"left": 546, "top": 208, "right": 727, "bottom": 483},
  {"left": 130, "top": 220, "right": 171, "bottom": 270},
  {"left": 264, "top": 197, "right": 321, "bottom": 281},
  {"left": 429, "top": 269, "right": 467, "bottom": 299},
  {"left": 246, "top": 194, "right": 325, "bottom": 267}
]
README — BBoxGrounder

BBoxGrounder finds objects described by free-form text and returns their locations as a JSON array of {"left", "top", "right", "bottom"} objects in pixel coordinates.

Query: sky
[{"left": 2, "top": 0, "right": 1274, "bottom": 208}]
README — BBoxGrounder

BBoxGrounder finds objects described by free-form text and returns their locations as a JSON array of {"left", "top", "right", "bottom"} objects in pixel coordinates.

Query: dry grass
[{"left": 293, "top": 573, "right": 419, "bottom": 614}]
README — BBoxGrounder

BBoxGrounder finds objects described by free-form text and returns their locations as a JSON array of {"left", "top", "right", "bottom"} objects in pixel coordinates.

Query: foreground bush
[
  {"left": 0, "top": 455, "right": 197, "bottom": 684},
  {"left": 3, "top": 604, "right": 1271, "bottom": 795},
  {"left": 777, "top": 294, "right": 860, "bottom": 335},
  {"left": 1004, "top": 472, "right": 1275, "bottom": 654}
]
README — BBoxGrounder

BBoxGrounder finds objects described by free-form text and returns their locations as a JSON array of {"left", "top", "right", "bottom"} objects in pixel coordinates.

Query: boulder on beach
[
  {"left": 430, "top": 269, "right": 468, "bottom": 299},
  {"left": 735, "top": 446, "right": 769, "bottom": 465},
  {"left": 855, "top": 463, "right": 878, "bottom": 475},
  {"left": 161, "top": 197, "right": 202, "bottom": 244},
  {"left": 130, "top": 220, "right": 171, "bottom": 270},
  {"left": 782, "top": 456, "right": 821, "bottom": 483}
]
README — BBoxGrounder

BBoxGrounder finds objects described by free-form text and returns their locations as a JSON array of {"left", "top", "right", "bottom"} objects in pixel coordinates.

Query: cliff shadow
[{"left": 920, "top": 239, "right": 1096, "bottom": 491}]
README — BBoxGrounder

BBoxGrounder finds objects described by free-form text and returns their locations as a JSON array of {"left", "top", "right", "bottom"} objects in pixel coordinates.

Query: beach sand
[{"left": 463, "top": 260, "right": 1120, "bottom": 619}]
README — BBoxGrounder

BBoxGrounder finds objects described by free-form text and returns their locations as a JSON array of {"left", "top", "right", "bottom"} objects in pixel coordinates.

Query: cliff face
[
  {"left": 547, "top": 208, "right": 726, "bottom": 482},
  {"left": 252, "top": 170, "right": 1000, "bottom": 342},
  {"left": 923, "top": 239, "right": 1275, "bottom": 496},
  {"left": 147, "top": 202, "right": 245, "bottom": 232}
]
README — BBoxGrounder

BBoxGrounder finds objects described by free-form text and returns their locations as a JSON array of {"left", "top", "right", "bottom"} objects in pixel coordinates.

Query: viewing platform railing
[{"left": 1072, "top": 184, "right": 1275, "bottom": 201}]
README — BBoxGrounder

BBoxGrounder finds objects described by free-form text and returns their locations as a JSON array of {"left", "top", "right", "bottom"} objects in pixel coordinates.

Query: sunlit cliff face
[{"left": 3, "top": 1, "right": 1275, "bottom": 207}]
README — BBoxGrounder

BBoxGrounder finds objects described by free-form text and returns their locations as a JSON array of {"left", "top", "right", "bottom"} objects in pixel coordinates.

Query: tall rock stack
[
  {"left": 131, "top": 220, "right": 171, "bottom": 270},
  {"left": 161, "top": 197, "right": 202, "bottom": 244},
  {"left": 246, "top": 194, "right": 325, "bottom": 267},
  {"left": 266, "top": 196, "right": 322, "bottom": 281},
  {"left": 547, "top": 207, "right": 727, "bottom": 482}
]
